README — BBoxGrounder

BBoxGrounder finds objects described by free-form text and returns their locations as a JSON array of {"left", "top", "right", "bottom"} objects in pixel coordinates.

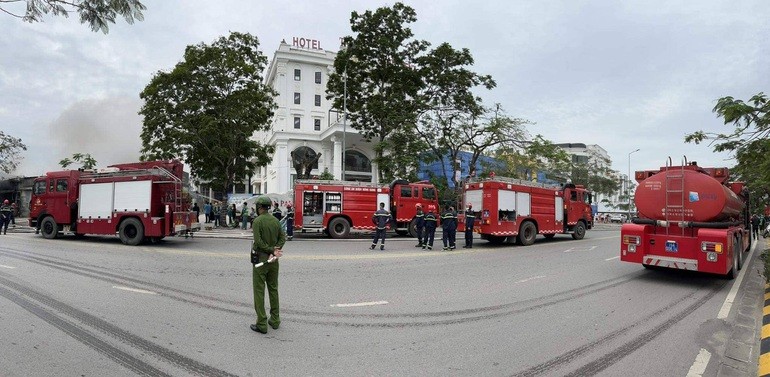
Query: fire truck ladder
[
  {"left": 80, "top": 166, "right": 184, "bottom": 213},
  {"left": 664, "top": 156, "right": 686, "bottom": 236}
]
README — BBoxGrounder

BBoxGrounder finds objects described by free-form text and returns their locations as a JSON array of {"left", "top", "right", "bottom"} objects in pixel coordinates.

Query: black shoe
[
  {"left": 380, "top": 245, "right": 384, "bottom": 251},
  {"left": 370, "top": 245, "right": 375, "bottom": 250},
  {"left": 250, "top": 324, "right": 267, "bottom": 334},
  {"left": 427, "top": 246, "right": 432, "bottom": 250},
  {"left": 268, "top": 321, "right": 280, "bottom": 330},
  {"left": 422, "top": 246, "right": 427, "bottom": 250},
  {"left": 415, "top": 244, "right": 422, "bottom": 247},
  {"left": 463, "top": 246, "right": 468, "bottom": 248}
]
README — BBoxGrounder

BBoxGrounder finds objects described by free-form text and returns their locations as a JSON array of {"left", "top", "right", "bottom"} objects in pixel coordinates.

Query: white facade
[
  {"left": 252, "top": 40, "right": 377, "bottom": 194},
  {"left": 556, "top": 143, "right": 622, "bottom": 211}
]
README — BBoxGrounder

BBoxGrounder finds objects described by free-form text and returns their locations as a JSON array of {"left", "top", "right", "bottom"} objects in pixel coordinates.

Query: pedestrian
[
  {"left": 285, "top": 203, "right": 294, "bottom": 241},
  {"left": 249, "top": 207, "right": 256, "bottom": 229},
  {"left": 241, "top": 202, "right": 248, "bottom": 230},
  {"left": 463, "top": 203, "right": 475, "bottom": 248},
  {"left": 272, "top": 202, "right": 283, "bottom": 221},
  {"left": 228, "top": 204, "right": 236, "bottom": 228},
  {"left": 10, "top": 201, "right": 16, "bottom": 225},
  {"left": 250, "top": 196, "right": 286, "bottom": 334},
  {"left": 204, "top": 201, "right": 212, "bottom": 223},
  {"left": 0, "top": 199, "right": 11, "bottom": 235},
  {"left": 192, "top": 202, "right": 200, "bottom": 223},
  {"left": 423, "top": 205, "right": 438, "bottom": 250},
  {"left": 370, "top": 202, "right": 392, "bottom": 250},
  {"left": 213, "top": 203, "right": 221, "bottom": 227},
  {"left": 414, "top": 204, "right": 425, "bottom": 248},
  {"left": 441, "top": 206, "right": 457, "bottom": 250},
  {"left": 751, "top": 214, "right": 760, "bottom": 239}
]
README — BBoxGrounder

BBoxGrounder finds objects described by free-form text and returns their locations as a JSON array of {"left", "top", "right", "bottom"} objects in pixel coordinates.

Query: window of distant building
[
  {"left": 314, "top": 95, "right": 321, "bottom": 107},
  {"left": 315, "top": 71, "right": 322, "bottom": 84},
  {"left": 294, "top": 92, "right": 300, "bottom": 105},
  {"left": 294, "top": 117, "right": 300, "bottom": 129},
  {"left": 294, "top": 69, "right": 301, "bottom": 81},
  {"left": 314, "top": 119, "right": 321, "bottom": 131}
]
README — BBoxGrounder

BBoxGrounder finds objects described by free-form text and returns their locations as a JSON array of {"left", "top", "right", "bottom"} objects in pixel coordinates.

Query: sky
[{"left": 1, "top": 0, "right": 768, "bottom": 179}]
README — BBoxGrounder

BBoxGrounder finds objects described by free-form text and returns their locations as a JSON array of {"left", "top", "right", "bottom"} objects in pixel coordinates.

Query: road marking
[
  {"left": 564, "top": 246, "right": 597, "bottom": 253},
  {"left": 717, "top": 240, "right": 757, "bottom": 320},
  {"left": 331, "top": 300, "right": 388, "bottom": 308},
  {"left": 112, "top": 286, "right": 157, "bottom": 295},
  {"left": 516, "top": 275, "right": 546, "bottom": 284},
  {"left": 0, "top": 264, "right": 16, "bottom": 269},
  {"left": 605, "top": 256, "right": 620, "bottom": 261},
  {"left": 686, "top": 348, "right": 711, "bottom": 377}
]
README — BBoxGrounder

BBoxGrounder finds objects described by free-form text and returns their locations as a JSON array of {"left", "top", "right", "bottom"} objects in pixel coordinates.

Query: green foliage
[
  {"left": 494, "top": 135, "right": 571, "bottom": 180},
  {"left": 685, "top": 92, "right": 770, "bottom": 212},
  {"left": 318, "top": 168, "right": 335, "bottom": 180},
  {"left": 59, "top": 153, "right": 97, "bottom": 169},
  {"left": 2, "top": 0, "right": 146, "bottom": 33},
  {"left": 139, "top": 32, "right": 277, "bottom": 195},
  {"left": 0, "top": 131, "right": 27, "bottom": 174},
  {"left": 327, "top": 3, "right": 427, "bottom": 182}
]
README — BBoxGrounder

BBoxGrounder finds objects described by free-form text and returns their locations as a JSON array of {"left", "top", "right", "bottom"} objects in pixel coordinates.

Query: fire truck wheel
[
  {"left": 328, "top": 217, "right": 350, "bottom": 239},
  {"left": 571, "top": 222, "right": 586, "bottom": 240},
  {"left": 408, "top": 219, "right": 418, "bottom": 238},
  {"left": 119, "top": 218, "right": 145, "bottom": 246},
  {"left": 40, "top": 217, "right": 58, "bottom": 239},
  {"left": 517, "top": 221, "right": 537, "bottom": 246}
]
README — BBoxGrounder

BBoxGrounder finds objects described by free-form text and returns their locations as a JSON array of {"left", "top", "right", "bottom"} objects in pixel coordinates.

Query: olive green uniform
[{"left": 252, "top": 212, "right": 286, "bottom": 333}]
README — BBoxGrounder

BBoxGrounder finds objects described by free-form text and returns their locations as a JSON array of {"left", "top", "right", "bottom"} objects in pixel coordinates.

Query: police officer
[
  {"left": 0, "top": 199, "right": 11, "bottom": 235},
  {"left": 423, "top": 205, "right": 438, "bottom": 250},
  {"left": 370, "top": 202, "right": 392, "bottom": 250},
  {"left": 250, "top": 196, "right": 286, "bottom": 334},
  {"left": 285, "top": 203, "right": 295, "bottom": 241},
  {"left": 441, "top": 206, "right": 457, "bottom": 250},
  {"left": 414, "top": 204, "right": 425, "bottom": 247},
  {"left": 463, "top": 203, "right": 475, "bottom": 248}
]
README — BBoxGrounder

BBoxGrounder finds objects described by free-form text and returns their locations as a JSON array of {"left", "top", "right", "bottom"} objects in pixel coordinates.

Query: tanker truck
[{"left": 620, "top": 158, "right": 751, "bottom": 279}]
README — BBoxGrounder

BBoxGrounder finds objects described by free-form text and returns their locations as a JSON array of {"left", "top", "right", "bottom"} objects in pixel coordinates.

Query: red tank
[{"left": 635, "top": 169, "right": 745, "bottom": 222}]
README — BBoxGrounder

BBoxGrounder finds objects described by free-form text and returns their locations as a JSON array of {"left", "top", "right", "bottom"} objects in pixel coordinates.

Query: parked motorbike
[{"left": 763, "top": 224, "right": 770, "bottom": 238}]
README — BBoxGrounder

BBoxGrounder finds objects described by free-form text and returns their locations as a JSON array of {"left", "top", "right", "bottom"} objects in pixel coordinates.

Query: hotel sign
[{"left": 292, "top": 37, "right": 323, "bottom": 50}]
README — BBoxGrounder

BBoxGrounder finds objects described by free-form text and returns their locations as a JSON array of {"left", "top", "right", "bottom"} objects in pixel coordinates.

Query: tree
[
  {"left": 463, "top": 105, "right": 530, "bottom": 179},
  {"left": 494, "top": 135, "right": 571, "bottom": 181},
  {"left": 139, "top": 32, "right": 277, "bottom": 196},
  {"left": 1, "top": 0, "right": 146, "bottom": 33},
  {"left": 327, "top": 2, "right": 427, "bottom": 182},
  {"left": 685, "top": 92, "right": 770, "bottom": 210},
  {"left": 0, "top": 131, "right": 27, "bottom": 174},
  {"left": 59, "top": 152, "right": 96, "bottom": 169}
]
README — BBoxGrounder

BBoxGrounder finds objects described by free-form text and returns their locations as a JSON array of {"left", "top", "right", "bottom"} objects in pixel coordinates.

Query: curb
[{"left": 760, "top": 283, "right": 770, "bottom": 377}]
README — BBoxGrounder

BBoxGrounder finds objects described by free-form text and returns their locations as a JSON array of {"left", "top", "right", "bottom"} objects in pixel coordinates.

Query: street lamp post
[
  {"left": 342, "top": 69, "right": 347, "bottom": 181},
  {"left": 628, "top": 148, "right": 640, "bottom": 220}
]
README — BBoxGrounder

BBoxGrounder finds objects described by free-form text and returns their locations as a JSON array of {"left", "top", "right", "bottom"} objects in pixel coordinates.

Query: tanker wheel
[
  {"left": 328, "top": 218, "right": 350, "bottom": 239},
  {"left": 726, "top": 245, "right": 738, "bottom": 279},
  {"left": 40, "top": 217, "right": 58, "bottom": 239},
  {"left": 572, "top": 221, "right": 586, "bottom": 240},
  {"left": 735, "top": 236, "right": 743, "bottom": 271},
  {"left": 119, "top": 218, "right": 145, "bottom": 246},
  {"left": 517, "top": 221, "right": 537, "bottom": 246}
]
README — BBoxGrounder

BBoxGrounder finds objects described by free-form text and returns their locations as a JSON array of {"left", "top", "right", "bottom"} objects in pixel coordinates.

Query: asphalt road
[{"left": 0, "top": 228, "right": 760, "bottom": 376}]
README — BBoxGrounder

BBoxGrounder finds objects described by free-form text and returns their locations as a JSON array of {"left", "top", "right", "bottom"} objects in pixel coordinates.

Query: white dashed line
[
  {"left": 516, "top": 275, "right": 546, "bottom": 284},
  {"left": 0, "top": 264, "right": 16, "bottom": 269},
  {"left": 605, "top": 256, "right": 620, "bottom": 261},
  {"left": 717, "top": 240, "right": 757, "bottom": 319},
  {"left": 686, "top": 348, "right": 711, "bottom": 377},
  {"left": 331, "top": 301, "right": 388, "bottom": 308},
  {"left": 112, "top": 286, "right": 157, "bottom": 295}
]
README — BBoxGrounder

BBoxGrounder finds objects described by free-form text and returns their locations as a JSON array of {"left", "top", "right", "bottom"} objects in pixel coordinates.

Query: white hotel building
[{"left": 251, "top": 38, "right": 378, "bottom": 194}]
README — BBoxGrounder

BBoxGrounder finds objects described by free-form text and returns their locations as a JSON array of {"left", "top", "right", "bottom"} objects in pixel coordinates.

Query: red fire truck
[
  {"left": 29, "top": 160, "right": 200, "bottom": 245},
  {"left": 459, "top": 176, "right": 594, "bottom": 245},
  {"left": 293, "top": 179, "right": 439, "bottom": 238},
  {"left": 620, "top": 158, "right": 750, "bottom": 278}
]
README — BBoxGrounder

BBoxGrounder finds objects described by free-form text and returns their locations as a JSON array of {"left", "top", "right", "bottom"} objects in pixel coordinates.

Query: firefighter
[
  {"left": 250, "top": 195, "right": 285, "bottom": 334},
  {"left": 414, "top": 203, "right": 425, "bottom": 247},
  {"left": 463, "top": 203, "right": 475, "bottom": 248},
  {"left": 442, "top": 206, "right": 458, "bottom": 250},
  {"left": 272, "top": 202, "right": 283, "bottom": 221},
  {"left": 423, "top": 205, "right": 438, "bottom": 250},
  {"left": 370, "top": 202, "right": 392, "bottom": 250},
  {"left": 0, "top": 199, "right": 11, "bottom": 235},
  {"left": 285, "top": 203, "right": 295, "bottom": 241}
]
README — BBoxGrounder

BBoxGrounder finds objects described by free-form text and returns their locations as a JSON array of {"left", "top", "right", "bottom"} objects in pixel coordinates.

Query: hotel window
[
  {"left": 314, "top": 119, "right": 321, "bottom": 131},
  {"left": 314, "top": 95, "right": 321, "bottom": 107},
  {"left": 294, "top": 69, "right": 301, "bottom": 81},
  {"left": 315, "top": 71, "right": 322, "bottom": 84},
  {"left": 294, "top": 92, "right": 300, "bottom": 105},
  {"left": 294, "top": 117, "right": 300, "bottom": 129}
]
